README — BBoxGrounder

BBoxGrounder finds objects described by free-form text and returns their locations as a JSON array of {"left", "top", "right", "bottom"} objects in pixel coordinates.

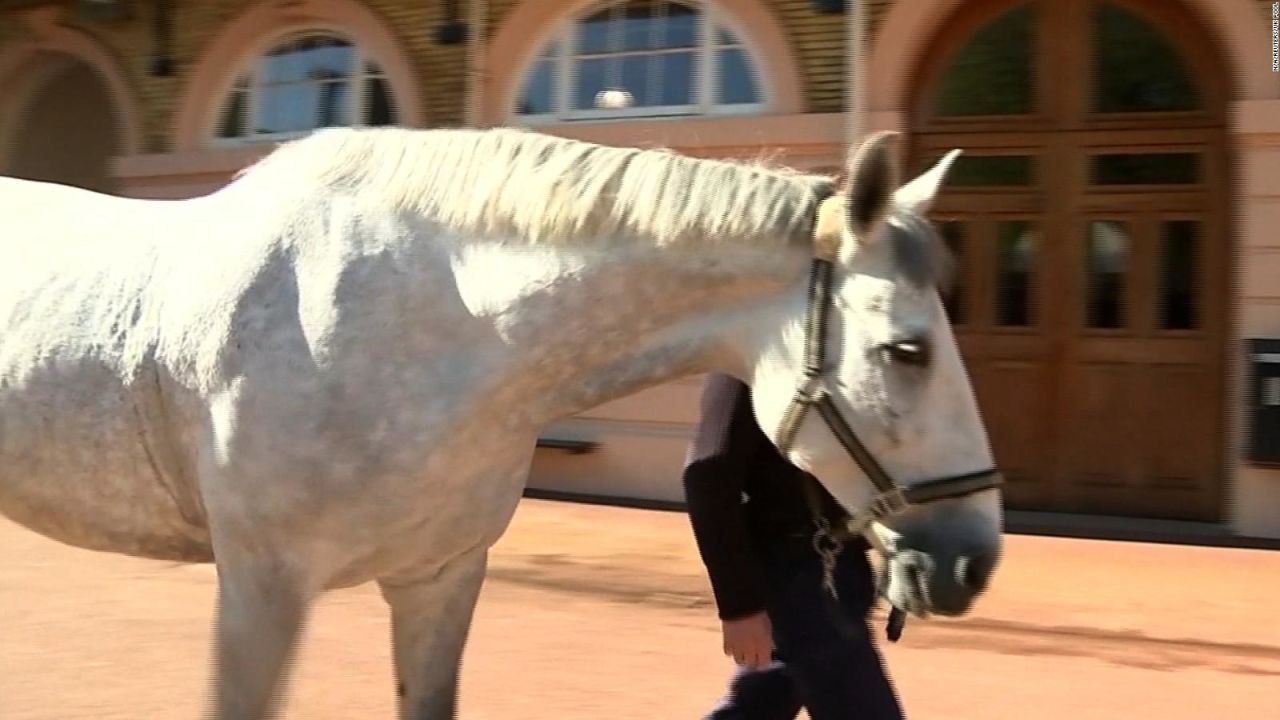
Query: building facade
[{"left": 2, "top": 0, "right": 1279, "bottom": 539}]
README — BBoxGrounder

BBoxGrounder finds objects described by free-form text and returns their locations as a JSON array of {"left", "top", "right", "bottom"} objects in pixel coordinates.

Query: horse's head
[{"left": 747, "top": 131, "right": 1002, "bottom": 619}]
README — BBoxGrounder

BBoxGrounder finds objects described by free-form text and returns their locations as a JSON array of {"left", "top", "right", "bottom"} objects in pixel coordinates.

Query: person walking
[{"left": 682, "top": 372, "right": 905, "bottom": 720}]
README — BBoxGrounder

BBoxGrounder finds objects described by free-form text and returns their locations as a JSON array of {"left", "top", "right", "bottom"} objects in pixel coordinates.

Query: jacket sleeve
[{"left": 681, "top": 372, "right": 769, "bottom": 621}]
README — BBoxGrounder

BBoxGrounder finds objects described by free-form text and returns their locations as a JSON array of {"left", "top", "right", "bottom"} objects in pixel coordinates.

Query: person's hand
[{"left": 722, "top": 611, "right": 774, "bottom": 669}]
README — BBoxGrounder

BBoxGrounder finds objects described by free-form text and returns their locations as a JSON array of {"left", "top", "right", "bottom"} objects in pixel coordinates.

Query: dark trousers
[{"left": 704, "top": 537, "right": 905, "bottom": 720}]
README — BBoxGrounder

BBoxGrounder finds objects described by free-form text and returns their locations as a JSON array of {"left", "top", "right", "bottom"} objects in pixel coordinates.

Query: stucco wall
[{"left": 1234, "top": 98, "right": 1280, "bottom": 538}]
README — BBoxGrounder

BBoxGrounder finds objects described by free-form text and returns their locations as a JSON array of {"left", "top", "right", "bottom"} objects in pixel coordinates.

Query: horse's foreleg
[
  {"left": 206, "top": 549, "right": 314, "bottom": 720},
  {"left": 378, "top": 547, "right": 489, "bottom": 720}
]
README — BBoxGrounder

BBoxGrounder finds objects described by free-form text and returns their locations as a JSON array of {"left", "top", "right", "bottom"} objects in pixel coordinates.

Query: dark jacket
[{"left": 681, "top": 373, "right": 855, "bottom": 621}]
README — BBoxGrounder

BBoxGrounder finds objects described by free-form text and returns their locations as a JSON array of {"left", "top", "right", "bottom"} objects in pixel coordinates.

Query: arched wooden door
[{"left": 909, "top": 0, "right": 1229, "bottom": 521}]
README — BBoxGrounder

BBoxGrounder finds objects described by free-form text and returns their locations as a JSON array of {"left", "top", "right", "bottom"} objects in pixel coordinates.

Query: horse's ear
[
  {"left": 894, "top": 149, "right": 962, "bottom": 215},
  {"left": 845, "top": 131, "right": 901, "bottom": 241}
]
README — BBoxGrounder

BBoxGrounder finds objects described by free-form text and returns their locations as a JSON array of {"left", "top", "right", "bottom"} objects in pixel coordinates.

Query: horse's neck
[{"left": 453, "top": 240, "right": 809, "bottom": 423}]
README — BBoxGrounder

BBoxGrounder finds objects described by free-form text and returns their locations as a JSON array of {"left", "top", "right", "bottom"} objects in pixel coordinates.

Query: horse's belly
[{"left": 0, "top": 364, "right": 212, "bottom": 563}]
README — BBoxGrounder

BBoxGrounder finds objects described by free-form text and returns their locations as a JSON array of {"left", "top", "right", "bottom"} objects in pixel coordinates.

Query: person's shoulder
[
  {"left": 686, "top": 373, "right": 754, "bottom": 462},
  {"left": 700, "top": 372, "right": 749, "bottom": 403}
]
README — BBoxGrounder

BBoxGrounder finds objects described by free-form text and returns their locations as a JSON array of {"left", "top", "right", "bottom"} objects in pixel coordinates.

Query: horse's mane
[{"left": 234, "top": 126, "right": 837, "bottom": 251}]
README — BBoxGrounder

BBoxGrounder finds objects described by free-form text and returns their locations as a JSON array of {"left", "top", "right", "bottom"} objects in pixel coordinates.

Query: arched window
[
  {"left": 215, "top": 33, "right": 398, "bottom": 142},
  {"left": 516, "top": 0, "right": 764, "bottom": 121}
]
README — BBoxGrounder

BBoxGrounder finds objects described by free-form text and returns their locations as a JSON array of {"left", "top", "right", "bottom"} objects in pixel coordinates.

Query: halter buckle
[
  {"left": 846, "top": 486, "right": 909, "bottom": 534},
  {"left": 795, "top": 372, "right": 825, "bottom": 404}
]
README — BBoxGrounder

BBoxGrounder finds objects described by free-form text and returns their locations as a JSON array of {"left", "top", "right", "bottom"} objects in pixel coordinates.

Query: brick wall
[
  {"left": 1, "top": 0, "right": 1270, "bottom": 155},
  {"left": 0, "top": 0, "right": 886, "bottom": 152},
  {"left": 0, "top": 0, "right": 469, "bottom": 153}
]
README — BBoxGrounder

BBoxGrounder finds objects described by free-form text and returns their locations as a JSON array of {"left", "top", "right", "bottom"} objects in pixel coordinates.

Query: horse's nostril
[{"left": 958, "top": 552, "right": 996, "bottom": 592}]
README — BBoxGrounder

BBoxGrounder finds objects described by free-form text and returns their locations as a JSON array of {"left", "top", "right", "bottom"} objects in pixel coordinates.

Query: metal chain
[{"left": 811, "top": 517, "right": 845, "bottom": 600}]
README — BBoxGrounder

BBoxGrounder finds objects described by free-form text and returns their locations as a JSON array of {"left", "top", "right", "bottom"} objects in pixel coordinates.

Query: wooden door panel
[
  {"left": 970, "top": 358, "right": 1054, "bottom": 508},
  {"left": 1058, "top": 361, "right": 1144, "bottom": 511},
  {"left": 1054, "top": 361, "right": 1219, "bottom": 519},
  {"left": 1138, "top": 363, "right": 1220, "bottom": 520},
  {"left": 1072, "top": 339, "right": 1216, "bottom": 365},
  {"left": 955, "top": 333, "right": 1052, "bottom": 360}
]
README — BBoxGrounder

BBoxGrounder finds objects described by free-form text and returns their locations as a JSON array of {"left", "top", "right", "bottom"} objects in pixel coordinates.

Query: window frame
[
  {"left": 909, "top": 0, "right": 1224, "bottom": 134},
  {"left": 513, "top": 0, "right": 769, "bottom": 124},
  {"left": 210, "top": 28, "right": 398, "bottom": 147}
]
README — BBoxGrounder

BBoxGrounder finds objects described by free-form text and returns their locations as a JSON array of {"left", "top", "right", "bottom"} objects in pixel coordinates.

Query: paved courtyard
[{"left": 2, "top": 498, "right": 1278, "bottom": 719}]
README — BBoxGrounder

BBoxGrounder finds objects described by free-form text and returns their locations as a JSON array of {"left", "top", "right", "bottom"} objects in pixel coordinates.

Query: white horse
[{"left": 0, "top": 126, "right": 1002, "bottom": 718}]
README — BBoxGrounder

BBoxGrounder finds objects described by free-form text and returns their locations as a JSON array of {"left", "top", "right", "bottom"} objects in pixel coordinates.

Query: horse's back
[
  {"left": 0, "top": 176, "right": 177, "bottom": 369},
  {"left": 0, "top": 174, "right": 178, "bottom": 250}
]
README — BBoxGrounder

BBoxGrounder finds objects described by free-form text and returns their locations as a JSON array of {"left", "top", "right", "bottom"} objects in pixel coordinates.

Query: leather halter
[{"left": 778, "top": 195, "right": 1004, "bottom": 640}]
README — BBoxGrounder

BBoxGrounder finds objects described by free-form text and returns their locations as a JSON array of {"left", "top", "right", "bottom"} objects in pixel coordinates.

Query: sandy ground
[{"left": 2, "top": 498, "right": 1278, "bottom": 719}]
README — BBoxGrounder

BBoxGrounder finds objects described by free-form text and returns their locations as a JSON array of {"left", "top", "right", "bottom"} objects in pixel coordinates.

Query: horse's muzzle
[{"left": 883, "top": 545, "right": 999, "bottom": 618}]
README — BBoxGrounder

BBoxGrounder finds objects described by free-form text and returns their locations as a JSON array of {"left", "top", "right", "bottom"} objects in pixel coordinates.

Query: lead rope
[
  {"left": 811, "top": 514, "right": 843, "bottom": 600},
  {"left": 804, "top": 474, "right": 907, "bottom": 644}
]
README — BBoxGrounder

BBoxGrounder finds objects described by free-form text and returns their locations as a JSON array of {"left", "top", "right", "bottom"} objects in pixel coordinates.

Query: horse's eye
[{"left": 882, "top": 338, "right": 931, "bottom": 367}]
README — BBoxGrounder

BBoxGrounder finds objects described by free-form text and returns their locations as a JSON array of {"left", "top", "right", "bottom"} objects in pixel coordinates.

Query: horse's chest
[
  {"left": 0, "top": 364, "right": 211, "bottom": 561},
  {"left": 310, "top": 435, "right": 536, "bottom": 588}
]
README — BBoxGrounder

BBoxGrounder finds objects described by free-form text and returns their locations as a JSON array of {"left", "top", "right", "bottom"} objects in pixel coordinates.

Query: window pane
[
  {"left": 307, "top": 41, "right": 353, "bottom": 80},
  {"left": 364, "top": 76, "right": 396, "bottom": 125},
  {"left": 620, "top": 54, "right": 651, "bottom": 105},
  {"left": 996, "top": 221, "right": 1036, "bottom": 327},
  {"left": 664, "top": 3, "right": 699, "bottom": 48},
  {"left": 561, "top": 4, "right": 759, "bottom": 115},
  {"left": 1159, "top": 220, "right": 1200, "bottom": 330},
  {"left": 260, "top": 46, "right": 303, "bottom": 84},
  {"left": 517, "top": 59, "right": 556, "bottom": 115},
  {"left": 1093, "top": 2, "right": 1199, "bottom": 113},
  {"left": 1086, "top": 220, "right": 1130, "bottom": 329},
  {"left": 261, "top": 36, "right": 351, "bottom": 82},
  {"left": 621, "top": 1, "right": 658, "bottom": 52},
  {"left": 574, "top": 57, "right": 610, "bottom": 109},
  {"left": 938, "top": 221, "right": 967, "bottom": 325},
  {"left": 578, "top": 9, "right": 613, "bottom": 54},
  {"left": 315, "top": 81, "right": 349, "bottom": 127},
  {"left": 659, "top": 51, "right": 694, "bottom": 105},
  {"left": 935, "top": 4, "right": 1034, "bottom": 116},
  {"left": 1090, "top": 153, "right": 1199, "bottom": 185},
  {"left": 256, "top": 84, "right": 308, "bottom": 134},
  {"left": 217, "top": 89, "right": 246, "bottom": 138},
  {"left": 719, "top": 47, "right": 759, "bottom": 104}
]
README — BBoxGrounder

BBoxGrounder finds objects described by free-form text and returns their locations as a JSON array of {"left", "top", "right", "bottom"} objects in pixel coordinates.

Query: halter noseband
[{"left": 779, "top": 194, "right": 1004, "bottom": 542}]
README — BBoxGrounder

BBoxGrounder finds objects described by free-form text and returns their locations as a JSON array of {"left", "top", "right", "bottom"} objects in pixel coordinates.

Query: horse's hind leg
[
  {"left": 206, "top": 546, "right": 314, "bottom": 720},
  {"left": 378, "top": 547, "right": 488, "bottom": 720}
]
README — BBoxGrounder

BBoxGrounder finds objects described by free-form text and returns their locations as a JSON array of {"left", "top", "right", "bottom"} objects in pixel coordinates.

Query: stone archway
[
  {"left": 866, "top": 0, "right": 1276, "bottom": 124},
  {"left": 0, "top": 7, "right": 141, "bottom": 194},
  {"left": 4, "top": 53, "right": 120, "bottom": 193}
]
